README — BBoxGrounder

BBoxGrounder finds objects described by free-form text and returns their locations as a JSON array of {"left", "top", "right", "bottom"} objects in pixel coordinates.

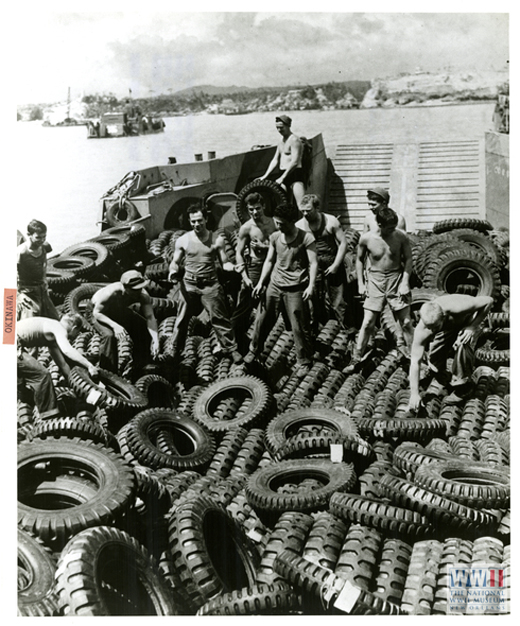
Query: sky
[{"left": 13, "top": 6, "right": 510, "bottom": 105}]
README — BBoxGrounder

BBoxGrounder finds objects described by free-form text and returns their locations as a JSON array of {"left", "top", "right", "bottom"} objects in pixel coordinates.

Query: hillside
[{"left": 17, "top": 70, "right": 508, "bottom": 122}]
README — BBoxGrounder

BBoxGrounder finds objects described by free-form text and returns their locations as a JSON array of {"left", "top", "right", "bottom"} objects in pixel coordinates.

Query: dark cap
[
  {"left": 367, "top": 188, "right": 390, "bottom": 204},
  {"left": 275, "top": 115, "right": 292, "bottom": 126},
  {"left": 121, "top": 270, "right": 148, "bottom": 290}
]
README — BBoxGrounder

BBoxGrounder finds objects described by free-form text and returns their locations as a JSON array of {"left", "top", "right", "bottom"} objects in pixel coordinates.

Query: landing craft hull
[{"left": 99, "top": 134, "right": 329, "bottom": 238}]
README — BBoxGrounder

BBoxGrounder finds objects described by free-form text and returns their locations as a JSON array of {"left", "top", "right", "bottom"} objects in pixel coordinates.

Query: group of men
[{"left": 16, "top": 114, "right": 493, "bottom": 418}]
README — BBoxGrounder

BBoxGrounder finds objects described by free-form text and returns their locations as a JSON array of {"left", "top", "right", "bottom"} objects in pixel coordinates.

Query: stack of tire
[{"left": 17, "top": 215, "right": 510, "bottom": 616}]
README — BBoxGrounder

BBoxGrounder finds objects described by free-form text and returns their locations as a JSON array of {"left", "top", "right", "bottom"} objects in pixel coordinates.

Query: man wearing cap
[
  {"left": 168, "top": 205, "right": 243, "bottom": 364},
  {"left": 259, "top": 115, "right": 306, "bottom": 208},
  {"left": 90, "top": 270, "right": 159, "bottom": 376},
  {"left": 363, "top": 188, "right": 406, "bottom": 232}
]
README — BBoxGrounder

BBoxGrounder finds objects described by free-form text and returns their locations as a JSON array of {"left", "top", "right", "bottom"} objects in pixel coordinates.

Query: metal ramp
[{"left": 328, "top": 138, "right": 485, "bottom": 232}]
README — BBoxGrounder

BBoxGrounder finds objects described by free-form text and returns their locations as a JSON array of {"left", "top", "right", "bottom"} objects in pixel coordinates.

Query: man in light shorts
[{"left": 344, "top": 207, "right": 413, "bottom": 373}]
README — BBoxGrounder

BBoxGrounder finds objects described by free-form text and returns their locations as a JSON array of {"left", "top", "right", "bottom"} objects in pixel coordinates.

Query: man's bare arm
[{"left": 260, "top": 145, "right": 281, "bottom": 179}]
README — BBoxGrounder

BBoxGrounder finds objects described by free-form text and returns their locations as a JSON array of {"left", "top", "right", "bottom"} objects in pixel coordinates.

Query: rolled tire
[
  {"left": 124, "top": 408, "right": 216, "bottom": 471},
  {"left": 55, "top": 525, "right": 178, "bottom": 616},
  {"left": 168, "top": 495, "right": 259, "bottom": 610},
  {"left": 392, "top": 442, "right": 459, "bottom": 476},
  {"left": 135, "top": 374, "right": 177, "bottom": 408},
  {"left": 265, "top": 407, "right": 358, "bottom": 454},
  {"left": 192, "top": 376, "right": 273, "bottom": 433},
  {"left": 63, "top": 283, "right": 104, "bottom": 329},
  {"left": 357, "top": 416, "right": 447, "bottom": 443},
  {"left": 422, "top": 247, "right": 500, "bottom": 300},
  {"left": 413, "top": 461, "right": 510, "bottom": 509},
  {"left": 18, "top": 438, "right": 136, "bottom": 549},
  {"left": 273, "top": 433, "right": 376, "bottom": 473},
  {"left": 373, "top": 538, "right": 413, "bottom": 606},
  {"left": 445, "top": 228, "right": 503, "bottom": 267},
  {"left": 17, "top": 528, "right": 59, "bottom": 616},
  {"left": 105, "top": 199, "right": 140, "bottom": 227},
  {"left": 196, "top": 582, "right": 302, "bottom": 615},
  {"left": 68, "top": 366, "right": 148, "bottom": 412},
  {"left": 89, "top": 231, "right": 132, "bottom": 254},
  {"left": 235, "top": 179, "right": 289, "bottom": 224},
  {"left": 245, "top": 459, "right": 357, "bottom": 518},
  {"left": 273, "top": 550, "right": 403, "bottom": 615},
  {"left": 61, "top": 241, "right": 111, "bottom": 273},
  {"left": 28, "top": 416, "right": 108, "bottom": 445},
  {"left": 379, "top": 472, "right": 499, "bottom": 536},
  {"left": 47, "top": 255, "right": 95, "bottom": 279},
  {"left": 329, "top": 493, "right": 432, "bottom": 538},
  {"left": 432, "top": 218, "right": 492, "bottom": 234}
]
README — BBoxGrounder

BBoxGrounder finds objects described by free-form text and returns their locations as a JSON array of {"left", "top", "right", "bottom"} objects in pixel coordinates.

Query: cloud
[{"left": 15, "top": 12, "right": 509, "bottom": 104}]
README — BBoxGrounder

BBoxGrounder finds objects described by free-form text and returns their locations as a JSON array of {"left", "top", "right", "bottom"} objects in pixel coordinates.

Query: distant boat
[
  {"left": 87, "top": 111, "right": 166, "bottom": 138},
  {"left": 42, "top": 87, "right": 87, "bottom": 127}
]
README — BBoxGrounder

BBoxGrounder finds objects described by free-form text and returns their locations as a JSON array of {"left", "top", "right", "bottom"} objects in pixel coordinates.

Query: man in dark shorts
[
  {"left": 408, "top": 294, "right": 493, "bottom": 410},
  {"left": 90, "top": 270, "right": 159, "bottom": 377},
  {"left": 17, "top": 219, "right": 59, "bottom": 320},
  {"left": 259, "top": 115, "right": 306, "bottom": 208},
  {"left": 245, "top": 202, "right": 318, "bottom": 376},
  {"left": 232, "top": 192, "right": 277, "bottom": 352},
  {"left": 296, "top": 193, "right": 349, "bottom": 329},
  {"left": 17, "top": 314, "right": 99, "bottom": 419},
  {"left": 168, "top": 205, "right": 243, "bottom": 364},
  {"left": 344, "top": 208, "right": 413, "bottom": 373}
]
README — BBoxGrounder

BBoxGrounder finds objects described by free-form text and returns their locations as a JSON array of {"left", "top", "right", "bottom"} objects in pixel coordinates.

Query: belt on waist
[{"left": 184, "top": 271, "right": 218, "bottom": 284}]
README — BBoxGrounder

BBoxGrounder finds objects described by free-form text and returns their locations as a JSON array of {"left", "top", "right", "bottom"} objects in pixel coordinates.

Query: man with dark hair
[
  {"left": 296, "top": 193, "right": 349, "bottom": 328},
  {"left": 232, "top": 192, "right": 277, "bottom": 351},
  {"left": 90, "top": 270, "right": 159, "bottom": 377},
  {"left": 344, "top": 207, "right": 413, "bottom": 373},
  {"left": 17, "top": 219, "right": 59, "bottom": 320},
  {"left": 245, "top": 202, "right": 318, "bottom": 375},
  {"left": 168, "top": 205, "right": 243, "bottom": 363},
  {"left": 363, "top": 188, "right": 406, "bottom": 232},
  {"left": 17, "top": 314, "right": 99, "bottom": 419},
  {"left": 408, "top": 294, "right": 494, "bottom": 410},
  {"left": 259, "top": 115, "right": 306, "bottom": 208}
]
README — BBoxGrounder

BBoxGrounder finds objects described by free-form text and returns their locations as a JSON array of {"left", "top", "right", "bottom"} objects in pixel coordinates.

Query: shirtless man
[
  {"left": 363, "top": 188, "right": 406, "bottom": 232},
  {"left": 296, "top": 193, "right": 349, "bottom": 328},
  {"left": 344, "top": 208, "right": 413, "bottom": 373},
  {"left": 168, "top": 205, "right": 242, "bottom": 364},
  {"left": 17, "top": 219, "right": 59, "bottom": 320},
  {"left": 260, "top": 115, "right": 305, "bottom": 208},
  {"left": 408, "top": 294, "right": 493, "bottom": 410},
  {"left": 245, "top": 202, "right": 318, "bottom": 376},
  {"left": 232, "top": 192, "right": 276, "bottom": 351},
  {"left": 90, "top": 270, "right": 159, "bottom": 377},
  {"left": 17, "top": 314, "right": 99, "bottom": 419}
]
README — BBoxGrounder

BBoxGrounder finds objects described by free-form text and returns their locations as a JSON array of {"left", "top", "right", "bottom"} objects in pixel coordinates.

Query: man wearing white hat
[{"left": 90, "top": 270, "right": 159, "bottom": 376}]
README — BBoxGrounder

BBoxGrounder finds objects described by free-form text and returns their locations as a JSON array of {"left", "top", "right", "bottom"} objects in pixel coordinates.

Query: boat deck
[{"left": 327, "top": 138, "right": 485, "bottom": 232}]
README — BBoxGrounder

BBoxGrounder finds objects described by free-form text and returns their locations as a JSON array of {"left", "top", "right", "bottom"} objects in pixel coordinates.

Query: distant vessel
[
  {"left": 87, "top": 108, "right": 165, "bottom": 139},
  {"left": 42, "top": 87, "right": 86, "bottom": 127}
]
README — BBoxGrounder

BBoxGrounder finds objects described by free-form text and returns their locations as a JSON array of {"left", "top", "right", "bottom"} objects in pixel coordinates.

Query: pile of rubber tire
[{"left": 17, "top": 218, "right": 510, "bottom": 616}]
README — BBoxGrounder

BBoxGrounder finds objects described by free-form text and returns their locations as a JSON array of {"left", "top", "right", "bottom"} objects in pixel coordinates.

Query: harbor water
[{"left": 14, "top": 103, "right": 495, "bottom": 253}]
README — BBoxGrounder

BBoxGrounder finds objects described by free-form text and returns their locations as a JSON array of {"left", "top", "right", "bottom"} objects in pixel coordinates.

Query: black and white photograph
[{"left": 6, "top": 4, "right": 512, "bottom": 618}]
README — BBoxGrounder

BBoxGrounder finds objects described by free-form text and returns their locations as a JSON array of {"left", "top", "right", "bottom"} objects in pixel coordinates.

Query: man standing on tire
[
  {"left": 17, "top": 314, "right": 99, "bottom": 419},
  {"left": 259, "top": 115, "right": 306, "bottom": 209},
  {"left": 90, "top": 270, "right": 159, "bottom": 378},
  {"left": 17, "top": 220, "right": 59, "bottom": 321},
  {"left": 232, "top": 192, "right": 277, "bottom": 352},
  {"left": 344, "top": 208, "right": 413, "bottom": 373},
  {"left": 363, "top": 188, "right": 406, "bottom": 232},
  {"left": 407, "top": 294, "right": 493, "bottom": 410},
  {"left": 168, "top": 205, "right": 243, "bottom": 364},
  {"left": 245, "top": 202, "right": 318, "bottom": 376},
  {"left": 296, "top": 193, "right": 349, "bottom": 329}
]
